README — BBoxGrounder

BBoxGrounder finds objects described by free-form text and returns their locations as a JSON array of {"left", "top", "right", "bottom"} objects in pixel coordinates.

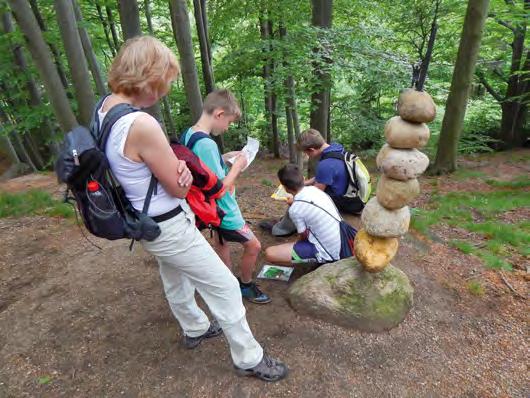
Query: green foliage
[
  {"left": 0, "top": 190, "right": 74, "bottom": 218},
  {"left": 412, "top": 174, "right": 530, "bottom": 271}
]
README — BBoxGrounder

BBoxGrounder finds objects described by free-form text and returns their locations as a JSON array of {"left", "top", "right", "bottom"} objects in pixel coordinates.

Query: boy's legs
[
  {"left": 215, "top": 224, "right": 270, "bottom": 304},
  {"left": 265, "top": 239, "right": 319, "bottom": 265}
]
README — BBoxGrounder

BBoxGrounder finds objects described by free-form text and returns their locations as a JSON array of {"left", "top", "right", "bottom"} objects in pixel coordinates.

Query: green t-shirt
[{"left": 183, "top": 128, "right": 245, "bottom": 230}]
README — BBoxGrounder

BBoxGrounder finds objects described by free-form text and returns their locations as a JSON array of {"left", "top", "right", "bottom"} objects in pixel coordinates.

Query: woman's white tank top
[{"left": 98, "top": 101, "right": 183, "bottom": 217}]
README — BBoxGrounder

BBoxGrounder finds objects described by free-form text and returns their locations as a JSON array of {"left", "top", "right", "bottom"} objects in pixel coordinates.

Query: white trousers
[{"left": 141, "top": 204, "right": 263, "bottom": 369}]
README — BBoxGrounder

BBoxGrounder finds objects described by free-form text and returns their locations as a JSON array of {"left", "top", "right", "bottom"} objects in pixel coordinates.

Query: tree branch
[
  {"left": 488, "top": 13, "right": 516, "bottom": 32},
  {"left": 476, "top": 70, "right": 505, "bottom": 102}
]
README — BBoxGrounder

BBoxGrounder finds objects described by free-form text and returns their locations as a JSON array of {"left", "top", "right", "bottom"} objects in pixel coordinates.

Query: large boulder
[
  {"left": 384, "top": 116, "right": 430, "bottom": 149},
  {"left": 289, "top": 258, "right": 413, "bottom": 332},
  {"left": 397, "top": 88, "right": 436, "bottom": 123},
  {"left": 376, "top": 174, "right": 420, "bottom": 210},
  {"left": 376, "top": 145, "right": 429, "bottom": 181},
  {"left": 361, "top": 197, "right": 410, "bottom": 237},
  {"left": 354, "top": 228, "right": 398, "bottom": 273}
]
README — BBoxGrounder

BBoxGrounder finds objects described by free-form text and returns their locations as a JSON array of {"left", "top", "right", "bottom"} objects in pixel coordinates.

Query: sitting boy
[
  {"left": 182, "top": 89, "right": 270, "bottom": 304},
  {"left": 265, "top": 164, "right": 341, "bottom": 265}
]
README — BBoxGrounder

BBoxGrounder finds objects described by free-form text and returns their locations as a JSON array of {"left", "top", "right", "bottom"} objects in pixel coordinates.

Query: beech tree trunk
[
  {"left": 432, "top": 0, "right": 490, "bottom": 174},
  {"left": 72, "top": 0, "right": 106, "bottom": 96},
  {"left": 169, "top": 0, "right": 204, "bottom": 123},
  {"left": 8, "top": 0, "right": 78, "bottom": 132},
  {"left": 54, "top": 0, "right": 96, "bottom": 126}
]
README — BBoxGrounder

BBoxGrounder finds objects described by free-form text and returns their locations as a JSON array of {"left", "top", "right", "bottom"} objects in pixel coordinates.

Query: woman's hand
[
  {"left": 222, "top": 151, "right": 242, "bottom": 164},
  {"left": 232, "top": 153, "right": 248, "bottom": 171},
  {"left": 176, "top": 159, "right": 192, "bottom": 187}
]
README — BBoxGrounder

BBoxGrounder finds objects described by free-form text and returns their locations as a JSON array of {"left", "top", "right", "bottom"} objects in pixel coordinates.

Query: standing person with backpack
[{"left": 89, "top": 36, "right": 286, "bottom": 381}]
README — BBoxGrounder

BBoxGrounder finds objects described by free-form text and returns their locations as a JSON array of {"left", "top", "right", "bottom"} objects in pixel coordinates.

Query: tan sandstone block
[{"left": 355, "top": 229, "right": 398, "bottom": 273}]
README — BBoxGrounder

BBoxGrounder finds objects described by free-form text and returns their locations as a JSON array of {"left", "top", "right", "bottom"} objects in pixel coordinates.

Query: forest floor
[{"left": 0, "top": 149, "right": 528, "bottom": 397}]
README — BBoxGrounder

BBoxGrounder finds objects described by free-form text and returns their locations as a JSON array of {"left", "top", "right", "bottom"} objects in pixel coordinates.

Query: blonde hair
[
  {"left": 297, "top": 128, "right": 325, "bottom": 150},
  {"left": 108, "top": 36, "right": 180, "bottom": 97},
  {"left": 203, "top": 89, "right": 241, "bottom": 119}
]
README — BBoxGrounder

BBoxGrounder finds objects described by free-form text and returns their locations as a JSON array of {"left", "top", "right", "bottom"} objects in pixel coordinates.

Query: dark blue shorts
[{"left": 292, "top": 239, "right": 318, "bottom": 263}]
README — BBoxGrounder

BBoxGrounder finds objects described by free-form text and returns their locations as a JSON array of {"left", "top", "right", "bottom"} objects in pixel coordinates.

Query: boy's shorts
[
  {"left": 217, "top": 223, "right": 256, "bottom": 243},
  {"left": 291, "top": 239, "right": 318, "bottom": 263}
]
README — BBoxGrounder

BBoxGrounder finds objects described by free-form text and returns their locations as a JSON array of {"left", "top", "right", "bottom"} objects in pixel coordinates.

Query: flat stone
[
  {"left": 398, "top": 88, "right": 436, "bottom": 123},
  {"left": 376, "top": 174, "right": 420, "bottom": 210},
  {"left": 376, "top": 144, "right": 429, "bottom": 181},
  {"left": 384, "top": 116, "right": 430, "bottom": 149},
  {"left": 361, "top": 197, "right": 410, "bottom": 237},
  {"left": 288, "top": 257, "right": 413, "bottom": 332},
  {"left": 354, "top": 229, "right": 398, "bottom": 273}
]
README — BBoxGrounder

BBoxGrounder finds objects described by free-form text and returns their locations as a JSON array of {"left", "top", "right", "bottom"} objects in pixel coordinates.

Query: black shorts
[
  {"left": 217, "top": 224, "right": 256, "bottom": 243},
  {"left": 331, "top": 195, "right": 365, "bottom": 215}
]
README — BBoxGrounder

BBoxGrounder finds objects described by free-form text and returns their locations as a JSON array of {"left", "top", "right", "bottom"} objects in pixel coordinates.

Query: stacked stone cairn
[{"left": 356, "top": 89, "right": 436, "bottom": 273}]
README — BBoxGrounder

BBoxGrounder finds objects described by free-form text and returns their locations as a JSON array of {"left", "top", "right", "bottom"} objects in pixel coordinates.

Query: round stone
[
  {"left": 376, "top": 145, "right": 429, "bottom": 181},
  {"left": 398, "top": 88, "right": 436, "bottom": 123},
  {"left": 354, "top": 229, "right": 398, "bottom": 273},
  {"left": 384, "top": 116, "right": 430, "bottom": 149},
  {"left": 288, "top": 257, "right": 413, "bottom": 332},
  {"left": 376, "top": 174, "right": 420, "bottom": 210},
  {"left": 361, "top": 197, "right": 410, "bottom": 237}
]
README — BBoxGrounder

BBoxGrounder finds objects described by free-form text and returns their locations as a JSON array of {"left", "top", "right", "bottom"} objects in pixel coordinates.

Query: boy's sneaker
[
  {"left": 234, "top": 353, "right": 288, "bottom": 382},
  {"left": 184, "top": 319, "right": 223, "bottom": 349},
  {"left": 239, "top": 279, "right": 271, "bottom": 304}
]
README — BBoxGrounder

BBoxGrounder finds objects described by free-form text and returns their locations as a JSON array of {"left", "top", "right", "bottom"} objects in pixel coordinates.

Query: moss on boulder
[{"left": 288, "top": 258, "right": 413, "bottom": 332}]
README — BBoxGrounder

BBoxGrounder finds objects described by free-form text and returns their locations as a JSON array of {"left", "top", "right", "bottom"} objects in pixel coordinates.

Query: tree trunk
[
  {"left": 1, "top": 10, "right": 50, "bottom": 166},
  {"left": 118, "top": 0, "right": 141, "bottom": 40},
  {"left": 259, "top": 16, "right": 280, "bottom": 157},
  {"left": 96, "top": 1, "right": 116, "bottom": 56},
  {"left": 201, "top": 0, "right": 212, "bottom": 63},
  {"left": 106, "top": 5, "right": 120, "bottom": 49},
  {"left": 54, "top": 0, "right": 96, "bottom": 126},
  {"left": 169, "top": 0, "right": 204, "bottom": 123},
  {"left": 192, "top": 0, "right": 224, "bottom": 151},
  {"left": 309, "top": 0, "right": 333, "bottom": 175},
  {"left": 416, "top": 8, "right": 438, "bottom": 90},
  {"left": 8, "top": 0, "right": 78, "bottom": 132},
  {"left": 193, "top": 0, "right": 215, "bottom": 94},
  {"left": 432, "top": 0, "right": 490, "bottom": 174},
  {"left": 144, "top": 0, "right": 154, "bottom": 34},
  {"left": 285, "top": 106, "right": 296, "bottom": 163},
  {"left": 28, "top": 0, "right": 69, "bottom": 90},
  {"left": 0, "top": 134, "right": 21, "bottom": 165},
  {"left": 72, "top": 0, "right": 106, "bottom": 96}
]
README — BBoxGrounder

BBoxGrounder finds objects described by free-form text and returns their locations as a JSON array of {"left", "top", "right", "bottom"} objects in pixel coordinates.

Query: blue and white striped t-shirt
[{"left": 289, "top": 186, "right": 341, "bottom": 262}]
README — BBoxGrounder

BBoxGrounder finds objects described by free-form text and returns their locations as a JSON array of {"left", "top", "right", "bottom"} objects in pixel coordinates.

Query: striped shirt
[{"left": 289, "top": 186, "right": 341, "bottom": 262}]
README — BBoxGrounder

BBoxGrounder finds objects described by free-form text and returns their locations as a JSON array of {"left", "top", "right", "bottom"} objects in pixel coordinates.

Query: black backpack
[{"left": 55, "top": 96, "right": 161, "bottom": 243}]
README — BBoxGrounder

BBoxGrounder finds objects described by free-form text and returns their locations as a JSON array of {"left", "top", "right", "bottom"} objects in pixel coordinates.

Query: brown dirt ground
[{"left": 0, "top": 150, "right": 528, "bottom": 397}]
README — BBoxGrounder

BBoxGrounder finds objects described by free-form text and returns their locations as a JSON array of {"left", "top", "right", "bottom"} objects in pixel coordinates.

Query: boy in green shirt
[{"left": 182, "top": 89, "right": 270, "bottom": 304}]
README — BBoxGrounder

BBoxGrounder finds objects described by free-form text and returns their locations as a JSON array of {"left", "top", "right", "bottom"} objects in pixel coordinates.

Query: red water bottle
[{"left": 87, "top": 181, "right": 113, "bottom": 212}]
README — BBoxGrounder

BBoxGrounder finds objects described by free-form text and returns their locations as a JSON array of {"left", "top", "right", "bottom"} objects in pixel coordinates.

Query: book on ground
[{"left": 257, "top": 265, "right": 294, "bottom": 282}]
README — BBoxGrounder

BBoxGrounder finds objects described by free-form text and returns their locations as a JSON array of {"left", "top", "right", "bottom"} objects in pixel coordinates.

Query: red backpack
[{"left": 169, "top": 136, "right": 225, "bottom": 231}]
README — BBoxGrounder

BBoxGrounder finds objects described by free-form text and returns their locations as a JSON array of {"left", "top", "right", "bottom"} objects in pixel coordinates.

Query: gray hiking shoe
[
  {"left": 234, "top": 353, "right": 288, "bottom": 382},
  {"left": 184, "top": 320, "right": 223, "bottom": 349}
]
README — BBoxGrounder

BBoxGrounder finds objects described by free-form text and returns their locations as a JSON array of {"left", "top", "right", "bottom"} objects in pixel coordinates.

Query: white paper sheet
[{"left": 227, "top": 137, "right": 260, "bottom": 171}]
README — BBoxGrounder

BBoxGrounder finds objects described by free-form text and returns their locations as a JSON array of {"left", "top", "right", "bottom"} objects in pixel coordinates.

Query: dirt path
[{"left": 0, "top": 152, "right": 528, "bottom": 397}]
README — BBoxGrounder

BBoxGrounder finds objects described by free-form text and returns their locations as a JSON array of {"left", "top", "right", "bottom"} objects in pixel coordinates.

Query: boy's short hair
[
  {"left": 278, "top": 164, "right": 304, "bottom": 192},
  {"left": 108, "top": 36, "right": 179, "bottom": 97},
  {"left": 297, "top": 128, "right": 325, "bottom": 151},
  {"left": 203, "top": 89, "right": 242, "bottom": 119}
]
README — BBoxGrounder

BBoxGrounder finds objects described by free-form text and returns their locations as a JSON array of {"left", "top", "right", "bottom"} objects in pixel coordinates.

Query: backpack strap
[
  {"left": 293, "top": 199, "right": 344, "bottom": 222},
  {"left": 96, "top": 103, "right": 139, "bottom": 150},
  {"left": 92, "top": 97, "right": 157, "bottom": 215},
  {"left": 320, "top": 150, "right": 344, "bottom": 161},
  {"left": 181, "top": 130, "right": 226, "bottom": 169}
]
